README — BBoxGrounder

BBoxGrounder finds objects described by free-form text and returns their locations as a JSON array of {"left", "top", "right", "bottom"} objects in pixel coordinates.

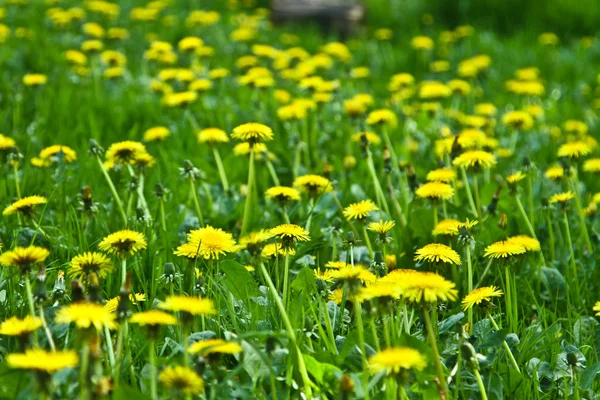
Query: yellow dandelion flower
[
  {"left": 453, "top": 150, "right": 497, "bottom": 170},
  {"left": 545, "top": 166, "right": 565, "bottom": 181},
  {"left": 143, "top": 126, "right": 170, "bottom": 142},
  {"left": 593, "top": 301, "right": 600, "bottom": 316},
  {"left": 7, "top": 349, "right": 78, "bottom": 373},
  {"left": 0, "top": 316, "right": 43, "bottom": 336},
  {"left": 329, "top": 265, "right": 376, "bottom": 284},
  {"left": 56, "top": 302, "right": 117, "bottom": 330},
  {"left": 294, "top": 174, "right": 332, "bottom": 195},
  {"left": 261, "top": 243, "right": 296, "bottom": 258},
  {"left": 23, "top": 73, "right": 47, "bottom": 87},
  {"left": 69, "top": 252, "right": 113, "bottom": 281},
  {"left": 432, "top": 219, "right": 478, "bottom": 236},
  {"left": 231, "top": 122, "right": 273, "bottom": 145},
  {"left": 37, "top": 145, "right": 77, "bottom": 164},
  {"left": 0, "top": 246, "right": 50, "bottom": 268},
  {"left": 549, "top": 191, "right": 575, "bottom": 205},
  {"left": 369, "top": 347, "right": 427, "bottom": 374},
  {"left": 461, "top": 286, "right": 503, "bottom": 311},
  {"left": 328, "top": 288, "right": 344, "bottom": 304},
  {"left": 105, "top": 293, "right": 146, "bottom": 313},
  {"left": 401, "top": 271, "right": 458, "bottom": 303},
  {"left": 415, "top": 182, "right": 454, "bottom": 201},
  {"left": 351, "top": 131, "right": 381, "bottom": 145},
  {"left": 197, "top": 128, "right": 229, "bottom": 144},
  {"left": 558, "top": 141, "right": 591, "bottom": 159},
  {"left": 130, "top": 310, "right": 178, "bottom": 326},
  {"left": 508, "top": 235, "right": 541, "bottom": 252},
  {"left": 105, "top": 141, "right": 147, "bottom": 165},
  {"left": 502, "top": 111, "right": 534, "bottom": 130},
  {"left": 188, "top": 338, "right": 243, "bottom": 355},
  {"left": 426, "top": 168, "right": 457, "bottom": 183},
  {"left": 265, "top": 186, "right": 301, "bottom": 202},
  {"left": 174, "top": 226, "right": 236, "bottom": 260},
  {"left": 357, "top": 282, "right": 401, "bottom": 301},
  {"left": 325, "top": 261, "right": 349, "bottom": 269},
  {"left": 99, "top": 230, "right": 147, "bottom": 257},
  {"left": 368, "top": 220, "right": 396, "bottom": 234},
  {"left": 0, "top": 133, "right": 16, "bottom": 150},
  {"left": 414, "top": 243, "right": 461, "bottom": 265},
  {"left": 583, "top": 158, "right": 600, "bottom": 173},
  {"left": 269, "top": 224, "right": 310, "bottom": 243},
  {"left": 158, "top": 296, "right": 217, "bottom": 316},
  {"left": 159, "top": 366, "right": 204, "bottom": 393},
  {"left": 366, "top": 109, "right": 398, "bottom": 127},
  {"left": 343, "top": 200, "right": 379, "bottom": 221},
  {"left": 3, "top": 195, "right": 47, "bottom": 216},
  {"left": 484, "top": 240, "right": 526, "bottom": 259},
  {"left": 506, "top": 171, "right": 526, "bottom": 184}
]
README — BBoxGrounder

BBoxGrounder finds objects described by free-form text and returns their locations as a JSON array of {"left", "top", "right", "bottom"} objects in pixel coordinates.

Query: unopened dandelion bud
[
  {"left": 461, "top": 342, "right": 479, "bottom": 371},
  {"left": 339, "top": 374, "right": 355, "bottom": 396},
  {"left": 52, "top": 270, "right": 66, "bottom": 300},
  {"left": 487, "top": 187, "right": 501, "bottom": 213},
  {"left": 70, "top": 279, "right": 87, "bottom": 303},
  {"left": 566, "top": 352, "right": 579, "bottom": 367},
  {"left": 498, "top": 213, "right": 507, "bottom": 230},
  {"left": 154, "top": 183, "right": 166, "bottom": 198},
  {"left": 34, "top": 265, "right": 47, "bottom": 302},
  {"left": 347, "top": 231, "right": 356, "bottom": 246},
  {"left": 407, "top": 165, "right": 418, "bottom": 191},
  {"left": 87, "top": 273, "right": 103, "bottom": 304},
  {"left": 88, "top": 139, "right": 104, "bottom": 156}
]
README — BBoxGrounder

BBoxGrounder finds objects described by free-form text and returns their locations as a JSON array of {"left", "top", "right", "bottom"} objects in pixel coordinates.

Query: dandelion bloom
[
  {"left": 0, "top": 133, "right": 16, "bottom": 150},
  {"left": 401, "top": 271, "right": 458, "bottom": 303},
  {"left": 549, "top": 191, "right": 575, "bottom": 205},
  {"left": 0, "top": 246, "right": 50, "bottom": 269},
  {"left": 369, "top": 347, "right": 427, "bottom": 374},
  {"left": 453, "top": 150, "right": 497, "bottom": 170},
  {"left": 265, "top": 186, "right": 301, "bottom": 202},
  {"left": 484, "top": 240, "right": 526, "bottom": 259},
  {"left": 544, "top": 166, "right": 565, "bottom": 181},
  {"left": 506, "top": 171, "right": 526, "bottom": 184},
  {"left": 557, "top": 141, "right": 591, "bottom": 159},
  {"left": 343, "top": 200, "right": 379, "bottom": 221},
  {"left": 33, "top": 145, "right": 77, "bottom": 166},
  {"left": 594, "top": 301, "right": 600, "bottom": 316},
  {"left": 0, "top": 316, "right": 43, "bottom": 336},
  {"left": 158, "top": 296, "right": 217, "bottom": 316},
  {"left": 23, "top": 74, "right": 47, "bottom": 87},
  {"left": 143, "top": 126, "right": 170, "bottom": 142},
  {"left": 188, "top": 338, "right": 243, "bottom": 356},
  {"left": 419, "top": 81, "right": 452, "bottom": 100},
  {"left": 416, "top": 182, "right": 454, "bottom": 201},
  {"left": 7, "top": 349, "right": 78, "bottom": 373},
  {"left": 366, "top": 109, "right": 398, "bottom": 127},
  {"left": 56, "top": 302, "right": 117, "bottom": 330},
  {"left": 583, "top": 158, "right": 600, "bottom": 173},
  {"left": 508, "top": 235, "right": 541, "bottom": 252},
  {"left": 563, "top": 120, "right": 588, "bottom": 136},
  {"left": 269, "top": 224, "right": 310, "bottom": 244},
  {"left": 411, "top": 35, "right": 434, "bottom": 50},
  {"left": 231, "top": 122, "right": 273, "bottom": 145},
  {"left": 368, "top": 220, "right": 395, "bottom": 234},
  {"left": 426, "top": 168, "right": 457, "bottom": 183},
  {"left": 261, "top": 243, "right": 296, "bottom": 258},
  {"left": 433, "top": 219, "right": 477, "bottom": 236},
  {"left": 69, "top": 252, "right": 113, "bottom": 281},
  {"left": 197, "top": 128, "right": 229, "bottom": 144},
  {"left": 159, "top": 366, "right": 204, "bottom": 393},
  {"left": 357, "top": 282, "right": 402, "bottom": 301},
  {"left": 461, "top": 286, "right": 503, "bottom": 311},
  {"left": 328, "top": 265, "right": 377, "bottom": 284},
  {"left": 105, "top": 141, "right": 149, "bottom": 165},
  {"left": 3, "top": 195, "right": 47, "bottom": 216},
  {"left": 294, "top": 174, "right": 332, "bottom": 195},
  {"left": 502, "top": 111, "right": 534, "bottom": 130},
  {"left": 414, "top": 243, "right": 461, "bottom": 265},
  {"left": 105, "top": 293, "right": 146, "bottom": 313},
  {"left": 174, "top": 226, "right": 236, "bottom": 260},
  {"left": 234, "top": 142, "right": 267, "bottom": 157},
  {"left": 130, "top": 310, "right": 178, "bottom": 326},
  {"left": 99, "top": 230, "right": 147, "bottom": 257},
  {"left": 351, "top": 131, "right": 381, "bottom": 145}
]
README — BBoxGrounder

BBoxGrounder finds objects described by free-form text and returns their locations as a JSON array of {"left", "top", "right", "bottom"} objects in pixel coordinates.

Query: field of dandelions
[{"left": 1, "top": 0, "right": 600, "bottom": 399}]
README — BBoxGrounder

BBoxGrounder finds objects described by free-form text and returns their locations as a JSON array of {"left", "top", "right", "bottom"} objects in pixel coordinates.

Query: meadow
[{"left": 0, "top": 0, "right": 600, "bottom": 399}]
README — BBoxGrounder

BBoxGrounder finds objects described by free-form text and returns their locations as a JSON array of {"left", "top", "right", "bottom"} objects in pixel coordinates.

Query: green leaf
[
  {"left": 112, "top": 386, "right": 147, "bottom": 400},
  {"left": 481, "top": 328, "right": 509, "bottom": 348},
  {"left": 302, "top": 354, "right": 341, "bottom": 384},
  {"left": 580, "top": 361, "right": 600, "bottom": 390},
  {"left": 541, "top": 267, "right": 566, "bottom": 300},
  {"left": 290, "top": 266, "right": 316, "bottom": 296},
  {"left": 408, "top": 206, "right": 433, "bottom": 240},
  {"left": 220, "top": 260, "right": 261, "bottom": 302},
  {"left": 438, "top": 312, "right": 464, "bottom": 334}
]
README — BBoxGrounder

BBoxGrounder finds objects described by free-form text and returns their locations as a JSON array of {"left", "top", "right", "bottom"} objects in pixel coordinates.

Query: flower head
[
  {"left": 343, "top": 200, "right": 379, "bottom": 221},
  {"left": 453, "top": 150, "right": 497, "bottom": 170},
  {"left": 414, "top": 243, "right": 461, "bottom": 265},
  {"left": 159, "top": 366, "right": 204, "bottom": 394},
  {"left": 197, "top": 128, "right": 229, "bottom": 144},
  {"left": 594, "top": 301, "right": 600, "bottom": 317},
  {"left": 366, "top": 109, "right": 398, "bottom": 127},
  {"left": 188, "top": 338, "right": 243, "bottom": 356},
  {"left": 558, "top": 141, "right": 591, "bottom": 159},
  {"left": 415, "top": 182, "right": 454, "bottom": 201},
  {"left": 265, "top": 186, "right": 301, "bottom": 202},
  {"left": 506, "top": 171, "right": 526, "bottom": 184},
  {"left": 158, "top": 296, "right": 217, "bottom": 316},
  {"left": 105, "top": 141, "right": 149, "bottom": 165},
  {"left": 69, "top": 252, "right": 113, "bottom": 281},
  {"left": 7, "top": 349, "right": 78, "bottom": 373},
  {"left": 56, "top": 302, "right": 117, "bottom": 330},
  {"left": 369, "top": 347, "right": 427, "bottom": 375},
  {"left": 174, "top": 226, "right": 236, "bottom": 260},
  {"left": 0, "top": 246, "right": 50, "bottom": 270},
  {"left": 549, "top": 191, "right": 575, "bottom": 205},
  {"left": 130, "top": 310, "right": 178, "bottom": 326},
  {"left": 105, "top": 293, "right": 146, "bottom": 313},
  {"left": 99, "top": 230, "right": 147, "bottom": 257},
  {"left": 432, "top": 219, "right": 478, "bottom": 236},
  {"left": 401, "top": 271, "right": 458, "bottom": 303},
  {"left": 461, "top": 286, "right": 503, "bottom": 311},
  {"left": 502, "top": 111, "right": 534, "bottom": 130},
  {"left": 329, "top": 265, "right": 377, "bottom": 284},
  {"left": 368, "top": 220, "right": 396, "bottom": 234},
  {"left": 426, "top": 168, "right": 457, "bottom": 183},
  {"left": 583, "top": 158, "right": 600, "bottom": 173},
  {"left": 294, "top": 174, "right": 332, "bottom": 196},
  {"left": 3, "top": 195, "right": 47, "bottom": 216},
  {"left": 507, "top": 235, "right": 540, "bottom": 252},
  {"left": 143, "top": 126, "right": 171, "bottom": 142},
  {"left": 261, "top": 243, "right": 296, "bottom": 258},
  {"left": 231, "top": 122, "right": 273, "bottom": 145},
  {"left": 484, "top": 240, "right": 526, "bottom": 259},
  {"left": 0, "top": 316, "right": 43, "bottom": 336},
  {"left": 269, "top": 224, "right": 310, "bottom": 248}
]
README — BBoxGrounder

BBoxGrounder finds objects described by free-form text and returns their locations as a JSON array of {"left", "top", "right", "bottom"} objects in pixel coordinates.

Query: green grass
[{"left": 0, "top": 0, "right": 600, "bottom": 399}]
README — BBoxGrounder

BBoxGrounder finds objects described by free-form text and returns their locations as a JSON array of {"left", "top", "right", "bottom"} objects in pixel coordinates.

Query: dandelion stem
[
  {"left": 515, "top": 194, "right": 546, "bottom": 290},
  {"left": 487, "top": 312, "right": 521, "bottom": 373},
  {"left": 570, "top": 172, "right": 593, "bottom": 252},
  {"left": 563, "top": 211, "right": 582, "bottom": 307},
  {"left": 23, "top": 274, "right": 36, "bottom": 319},
  {"left": 240, "top": 148, "right": 255, "bottom": 236},
  {"left": 148, "top": 338, "right": 158, "bottom": 400},
  {"left": 212, "top": 146, "right": 230, "bottom": 192},
  {"left": 473, "top": 368, "right": 489, "bottom": 400},
  {"left": 114, "top": 320, "right": 128, "bottom": 382},
  {"left": 265, "top": 159, "right": 280, "bottom": 186},
  {"left": 422, "top": 305, "right": 448, "bottom": 396},
  {"left": 189, "top": 177, "right": 204, "bottom": 227},
  {"left": 366, "top": 149, "right": 391, "bottom": 216},
  {"left": 39, "top": 305, "right": 55, "bottom": 351},
  {"left": 13, "top": 161, "right": 21, "bottom": 198},
  {"left": 545, "top": 212, "right": 556, "bottom": 262},
  {"left": 527, "top": 173, "right": 535, "bottom": 226},
  {"left": 354, "top": 300, "right": 371, "bottom": 400},
  {"left": 504, "top": 267, "right": 514, "bottom": 331},
  {"left": 461, "top": 167, "right": 479, "bottom": 217},
  {"left": 104, "top": 325, "right": 115, "bottom": 372},
  {"left": 282, "top": 254, "right": 291, "bottom": 311},
  {"left": 466, "top": 245, "right": 473, "bottom": 333},
  {"left": 362, "top": 224, "right": 374, "bottom": 259},
  {"left": 120, "top": 259, "right": 127, "bottom": 288},
  {"left": 258, "top": 262, "right": 313, "bottom": 397},
  {"left": 472, "top": 174, "right": 482, "bottom": 220},
  {"left": 80, "top": 340, "right": 90, "bottom": 400},
  {"left": 96, "top": 156, "right": 128, "bottom": 226}
]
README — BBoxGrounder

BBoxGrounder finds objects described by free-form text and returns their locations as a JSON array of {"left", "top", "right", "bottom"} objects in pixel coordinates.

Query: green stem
[
  {"left": 258, "top": 262, "right": 313, "bottom": 397},
  {"left": 466, "top": 245, "right": 473, "bottom": 333},
  {"left": 212, "top": 146, "right": 230, "bottom": 192},
  {"left": 149, "top": 338, "right": 157, "bottom": 400},
  {"left": 354, "top": 300, "right": 371, "bottom": 400},
  {"left": 104, "top": 325, "right": 115, "bottom": 373},
  {"left": 473, "top": 368, "right": 489, "bottom": 400},
  {"left": 563, "top": 211, "right": 582, "bottom": 307},
  {"left": 80, "top": 341, "right": 90, "bottom": 400},
  {"left": 472, "top": 174, "right": 482, "bottom": 220},
  {"left": 504, "top": 267, "right": 514, "bottom": 332},
  {"left": 39, "top": 305, "right": 55, "bottom": 351},
  {"left": 266, "top": 159, "right": 280, "bottom": 186},
  {"left": 461, "top": 167, "right": 479, "bottom": 217},
  {"left": 114, "top": 320, "right": 128, "bottom": 382},
  {"left": 422, "top": 305, "right": 448, "bottom": 396},
  {"left": 241, "top": 148, "right": 255, "bottom": 236},
  {"left": 570, "top": 172, "right": 593, "bottom": 252},
  {"left": 282, "top": 254, "right": 290, "bottom": 311},
  {"left": 362, "top": 224, "right": 374, "bottom": 259},
  {"left": 527, "top": 174, "right": 535, "bottom": 227},
  {"left": 120, "top": 259, "right": 127, "bottom": 287},
  {"left": 545, "top": 213, "right": 556, "bottom": 262},
  {"left": 487, "top": 313, "right": 521, "bottom": 373},
  {"left": 96, "top": 155, "right": 128, "bottom": 226},
  {"left": 189, "top": 177, "right": 204, "bottom": 227}
]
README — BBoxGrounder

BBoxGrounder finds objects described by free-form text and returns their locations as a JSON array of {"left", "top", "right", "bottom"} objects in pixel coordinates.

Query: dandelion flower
[
  {"left": 0, "top": 316, "right": 43, "bottom": 336},
  {"left": 261, "top": 243, "right": 296, "bottom": 258},
  {"left": 366, "top": 109, "right": 398, "bottom": 127},
  {"left": 453, "top": 150, "right": 497, "bottom": 170},
  {"left": 484, "top": 240, "right": 526, "bottom": 259},
  {"left": 105, "top": 293, "right": 146, "bottom": 313},
  {"left": 343, "top": 200, "right": 379, "bottom": 221},
  {"left": 23, "top": 74, "right": 47, "bottom": 87},
  {"left": 174, "top": 226, "right": 236, "bottom": 260},
  {"left": 269, "top": 224, "right": 310, "bottom": 248},
  {"left": 231, "top": 122, "right": 273, "bottom": 145},
  {"left": 369, "top": 347, "right": 427, "bottom": 374},
  {"left": 558, "top": 141, "right": 591, "bottom": 159},
  {"left": 583, "top": 158, "right": 600, "bottom": 173},
  {"left": 545, "top": 166, "right": 565, "bottom": 181},
  {"left": 105, "top": 141, "right": 148, "bottom": 165},
  {"left": 506, "top": 171, "right": 526, "bottom": 184},
  {"left": 329, "top": 265, "right": 376, "bottom": 284},
  {"left": 36, "top": 145, "right": 77, "bottom": 164},
  {"left": 426, "top": 168, "right": 457, "bottom": 183},
  {"left": 7, "top": 349, "right": 78, "bottom": 373},
  {"left": 502, "top": 111, "right": 534, "bottom": 130},
  {"left": 99, "top": 230, "right": 147, "bottom": 257},
  {"left": 265, "top": 186, "right": 301, "bottom": 202},
  {"left": 197, "top": 128, "right": 229, "bottom": 144},
  {"left": 594, "top": 301, "right": 600, "bottom": 316},
  {"left": 549, "top": 191, "right": 575, "bottom": 205},
  {"left": 415, "top": 182, "right": 454, "bottom": 201},
  {"left": 508, "top": 235, "right": 540, "bottom": 252},
  {"left": 351, "top": 131, "right": 381, "bottom": 145},
  {"left": 69, "top": 252, "right": 113, "bottom": 281},
  {"left": 461, "top": 286, "right": 503, "bottom": 311},
  {"left": 432, "top": 219, "right": 478, "bottom": 236},
  {"left": 368, "top": 220, "right": 396, "bottom": 234},
  {"left": 414, "top": 243, "right": 461, "bottom": 265},
  {"left": 159, "top": 296, "right": 216, "bottom": 317},
  {"left": 294, "top": 174, "right": 332, "bottom": 195},
  {"left": 159, "top": 366, "right": 204, "bottom": 394},
  {"left": 357, "top": 282, "right": 402, "bottom": 301},
  {"left": 130, "top": 310, "right": 178, "bottom": 326},
  {"left": 56, "top": 302, "right": 117, "bottom": 330},
  {"left": 401, "top": 271, "right": 458, "bottom": 303},
  {"left": 0, "top": 246, "right": 50, "bottom": 269},
  {"left": 3, "top": 195, "right": 47, "bottom": 216},
  {"left": 188, "top": 338, "right": 243, "bottom": 356},
  {"left": 143, "top": 126, "right": 171, "bottom": 142}
]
